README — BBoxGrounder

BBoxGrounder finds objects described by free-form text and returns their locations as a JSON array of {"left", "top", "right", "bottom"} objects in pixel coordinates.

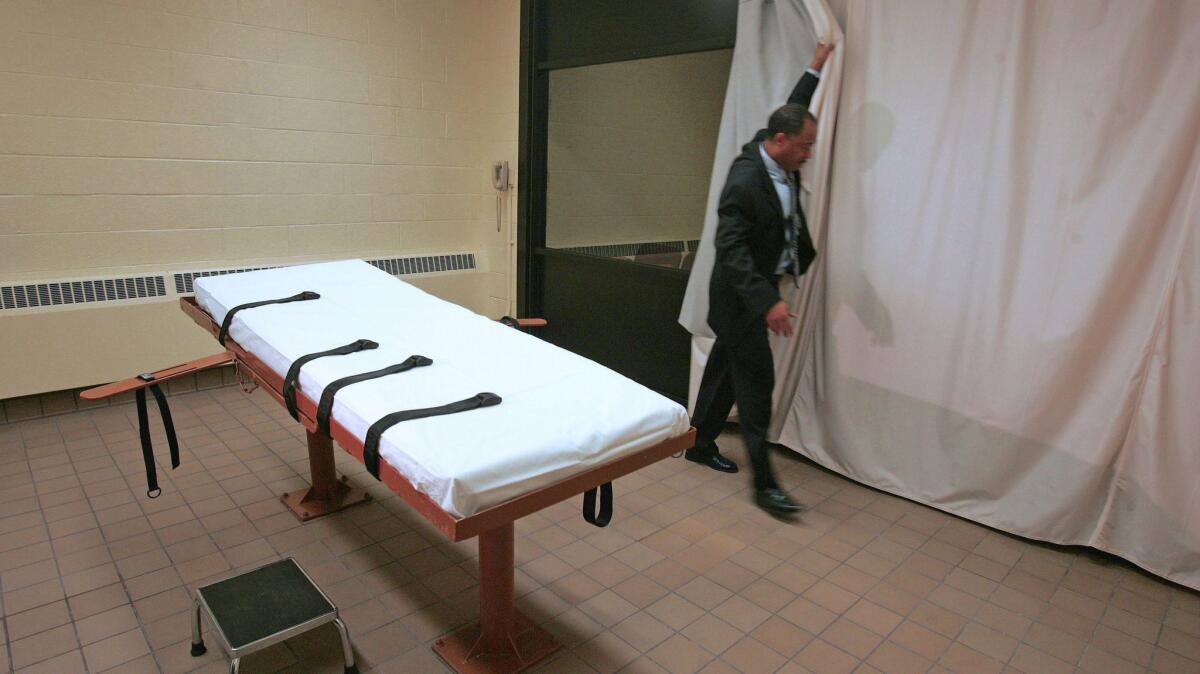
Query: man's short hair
[{"left": 767, "top": 104, "right": 817, "bottom": 137}]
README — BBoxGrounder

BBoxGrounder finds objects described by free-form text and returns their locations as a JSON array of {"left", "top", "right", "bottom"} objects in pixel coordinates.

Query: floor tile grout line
[{"left": 5, "top": 388, "right": 1200, "bottom": 673}]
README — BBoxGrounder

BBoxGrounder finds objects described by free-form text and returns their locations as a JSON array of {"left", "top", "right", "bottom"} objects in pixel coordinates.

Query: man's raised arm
[{"left": 787, "top": 41, "right": 834, "bottom": 107}]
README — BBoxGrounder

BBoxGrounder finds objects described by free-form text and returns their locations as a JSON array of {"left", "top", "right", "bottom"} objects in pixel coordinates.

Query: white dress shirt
[
  {"left": 759, "top": 144, "right": 797, "bottom": 275},
  {"left": 762, "top": 67, "right": 819, "bottom": 275}
]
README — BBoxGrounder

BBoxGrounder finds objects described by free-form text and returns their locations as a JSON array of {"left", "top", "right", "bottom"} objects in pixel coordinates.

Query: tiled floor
[{"left": 1, "top": 386, "right": 1197, "bottom": 674}]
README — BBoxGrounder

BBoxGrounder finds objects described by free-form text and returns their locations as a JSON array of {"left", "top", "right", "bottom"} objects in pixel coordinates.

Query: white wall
[
  {"left": 545, "top": 49, "right": 730, "bottom": 249},
  {"left": 0, "top": 0, "right": 520, "bottom": 399}
]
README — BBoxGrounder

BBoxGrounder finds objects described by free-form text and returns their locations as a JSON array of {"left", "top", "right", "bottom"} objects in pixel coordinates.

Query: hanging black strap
[
  {"left": 362, "top": 392, "right": 502, "bottom": 479},
  {"left": 134, "top": 376, "right": 180, "bottom": 499},
  {"left": 583, "top": 482, "right": 614, "bottom": 527},
  {"left": 316, "top": 355, "right": 434, "bottom": 436},
  {"left": 282, "top": 339, "right": 379, "bottom": 421},
  {"left": 217, "top": 291, "right": 320, "bottom": 346}
]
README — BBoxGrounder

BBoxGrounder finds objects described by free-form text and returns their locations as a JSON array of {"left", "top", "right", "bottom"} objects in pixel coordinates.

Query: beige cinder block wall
[
  {"left": 0, "top": 0, "right": 520, "bottom": 400},
  {"left": 545, "top": 49, "right": 730, "bottom": 249}
]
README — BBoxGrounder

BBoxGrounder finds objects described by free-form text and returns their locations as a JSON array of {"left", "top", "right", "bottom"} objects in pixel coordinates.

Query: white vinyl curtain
[
  {"left": 775, "top": 1, "right": 1200, "bottom": 589},
  {"left": 683, "top": 0, "right": 1200, "bottom": 590}
]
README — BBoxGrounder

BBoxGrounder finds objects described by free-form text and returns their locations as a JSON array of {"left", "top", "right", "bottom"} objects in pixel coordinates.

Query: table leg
[
  {"left": 432, "top": 523, "right": 559, "bottom": 673},
  {"left": 280, "top": 430, "right": 370, "bottom": 521}
]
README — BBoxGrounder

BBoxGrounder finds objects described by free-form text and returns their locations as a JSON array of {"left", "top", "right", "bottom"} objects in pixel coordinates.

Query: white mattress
[{"left": 194, "top": 260, "right": 690, "bottom": 517}]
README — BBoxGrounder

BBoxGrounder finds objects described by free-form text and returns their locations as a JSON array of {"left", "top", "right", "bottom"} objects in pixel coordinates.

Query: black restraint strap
[
  {"left": 362, "top": 392, "right": 502, "bottom": 479},
  {"left": 583, "top": 482, "right": 614, "bottom": 527},
  {"left": 282, "top": 339, "right": 379, "bottom": 421},
  {"left": 217, "top": 291, "right": 320, "bottom": 346},
  {"left": 134, "top": 376, "right": 180, "bottom": 499},
  {"left": 316, "top": 355, "right": 433, "bottom": 436}
]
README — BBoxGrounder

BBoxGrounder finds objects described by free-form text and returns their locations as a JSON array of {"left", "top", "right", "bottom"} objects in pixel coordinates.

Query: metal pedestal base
[
  {"left": 432, "top": 522, "right": 560, "bottom": 673},
  {"left": 281, "top": 431, "right": 370, "bottom": 521},
  {"left": 280, "top": 475, "right": 369, "bottom": 522},
  {"left": 433, "top": 610, "right": 558, "bottom": 674}
]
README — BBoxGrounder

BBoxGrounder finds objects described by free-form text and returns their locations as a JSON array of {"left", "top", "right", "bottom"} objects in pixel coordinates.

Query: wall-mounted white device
[
  {"left": 493, "top": 160, "right": 511, "bottom": 233},
  {"left": 492, "top": 161, "right": 510, "bottom": 191}
]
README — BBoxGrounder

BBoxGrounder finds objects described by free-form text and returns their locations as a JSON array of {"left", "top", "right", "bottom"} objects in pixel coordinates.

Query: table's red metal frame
[{"left": 178, "top": 296, "right": 695, "bottom": 673}]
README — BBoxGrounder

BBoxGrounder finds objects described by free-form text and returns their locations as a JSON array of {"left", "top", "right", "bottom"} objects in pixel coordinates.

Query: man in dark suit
[{"left": 688, "top": 42, "right": 833, "bottom": 515}]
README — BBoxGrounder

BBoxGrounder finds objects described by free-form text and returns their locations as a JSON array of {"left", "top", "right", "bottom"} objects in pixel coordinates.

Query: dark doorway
[{"left": 518, "top": 0, "right": 737, "bottom": 402}]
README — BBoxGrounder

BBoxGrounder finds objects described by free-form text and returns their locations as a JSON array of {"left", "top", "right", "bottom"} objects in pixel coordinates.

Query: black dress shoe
[
  {"left": 755, "top": 487, "right": 802, "bottom": 514},
  {"left": 684, "top": 448, "right": 739, "bottom": 473}
]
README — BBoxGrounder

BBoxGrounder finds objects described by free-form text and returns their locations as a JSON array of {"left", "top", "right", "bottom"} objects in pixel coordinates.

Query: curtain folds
[{"left": 683, "top": 0, "right": 1200, "bottom": 590}]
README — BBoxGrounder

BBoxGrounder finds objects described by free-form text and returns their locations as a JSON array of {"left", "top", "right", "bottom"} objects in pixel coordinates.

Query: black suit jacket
[{"left": 707, "top": 72, "right": 819, "bottom": 342}]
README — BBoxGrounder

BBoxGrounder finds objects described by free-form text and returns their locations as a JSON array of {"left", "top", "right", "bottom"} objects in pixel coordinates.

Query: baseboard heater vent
[
  {"left": 1, "top": 276, "right": 167, "bottom": 311},
  {"left": 176, "top": 254, "right": 476, "bottom": 294},
  {"left": 173, "top": 267, "right": 277, "bottom": 294},
  {"left": 366, "top": 253, "right": 476, "bottom": 277},
  {"left": 3, "top": 254, "right": 477, "bottom": 314},
  {"left": 559, "top": 239, "right": 700, "bottom": 258}
]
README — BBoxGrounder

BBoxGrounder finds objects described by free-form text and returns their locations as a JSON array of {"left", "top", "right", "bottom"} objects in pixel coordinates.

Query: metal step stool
[{"left": 190, "top": 558, "right": 358, "bottom": 674}]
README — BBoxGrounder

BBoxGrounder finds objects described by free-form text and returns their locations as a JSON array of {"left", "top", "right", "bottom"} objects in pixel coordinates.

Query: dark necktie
[{"left": 788, "top": 174, "right": 802, "bottom": 285}]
